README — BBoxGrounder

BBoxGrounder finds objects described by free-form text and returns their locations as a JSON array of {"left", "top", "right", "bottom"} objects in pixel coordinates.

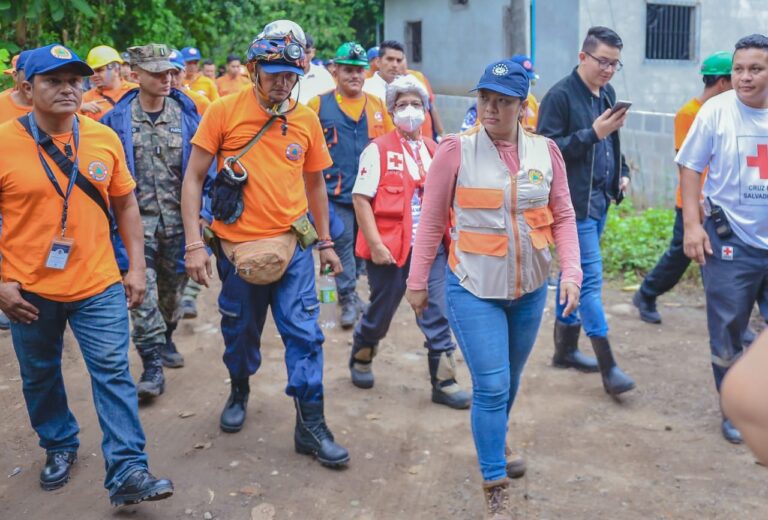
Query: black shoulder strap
[
  {"left": 101, "top": 94, "right": 116, "bottom": 107},
  {"left": 18, "top": 115, "right": 116, "bottom": 231}
]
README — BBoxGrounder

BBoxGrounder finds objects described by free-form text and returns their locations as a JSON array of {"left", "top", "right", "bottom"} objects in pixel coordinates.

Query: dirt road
[{"left": 1, "top": 279, "right": 766, "bottom": 519}]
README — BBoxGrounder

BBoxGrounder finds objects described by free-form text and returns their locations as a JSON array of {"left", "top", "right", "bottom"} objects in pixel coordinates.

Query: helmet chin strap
[{"left": 251, "top": 68, "right": 298, "bottom": 116}]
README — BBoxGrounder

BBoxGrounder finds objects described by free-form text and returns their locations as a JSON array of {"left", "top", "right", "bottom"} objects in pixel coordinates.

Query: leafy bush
[{"left": 601, "top": 200, "right": 699, "bottom": 285}]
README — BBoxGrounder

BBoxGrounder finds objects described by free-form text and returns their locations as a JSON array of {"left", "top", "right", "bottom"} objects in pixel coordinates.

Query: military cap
[{"left": 128, "top": 44, "right": 174, "bottom": 73}]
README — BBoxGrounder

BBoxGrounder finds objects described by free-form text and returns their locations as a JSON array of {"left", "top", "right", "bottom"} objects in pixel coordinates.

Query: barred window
[
  {"left": 406, "top": 21, "right": 422, "bottom": 64},
  {"left": 645, "top": 3, "right": 696, "bottom": 60}
]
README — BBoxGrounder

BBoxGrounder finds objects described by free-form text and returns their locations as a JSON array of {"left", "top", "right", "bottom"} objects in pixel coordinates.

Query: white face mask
[{"left": 393, "top": 105, "right": 426, "bottom": 133}]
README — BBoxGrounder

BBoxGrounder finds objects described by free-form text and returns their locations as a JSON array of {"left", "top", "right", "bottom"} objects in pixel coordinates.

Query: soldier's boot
[
  {"left": 293, "top": 398, "right": 350, "bottom": 468},
  {"left": 349, "top": 339, "right": 375, "bottom": 389},
  {"left": 505, "top": 442, "right": 526, "bottom": 479},
  {"left": 180, "top": 298, "right": 198, "bottom": 320},
  {"left": 552, "top": 321, "right": 599, "bottom": 372},
  {"left": 590, "top": 336, "right": 636, "bottom": 395},
  {"left": 428, "top": 350, "right": 471, "bottom": 409},
  {"left": 220, "top": 377, "right": 249, "bottom": 433},
  {"left": 339, "top": 293, "right": 361, "bottom": 329},
  {"left": 160, "top": 321, "right": 184, "bottom": 368},
  {"left": 482, "top": 478, "right": 514, "bottom": 520},
  {"left": 137, "top": 344, "right": 165, "bottom": 399}
]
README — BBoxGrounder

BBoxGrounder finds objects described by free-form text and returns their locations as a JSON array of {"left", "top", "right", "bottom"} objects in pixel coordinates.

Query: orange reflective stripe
[
  {"left": 529, "top": 229, "right": 553, "bottom": 249},
  {"left": 458, "top": 230, "right": 508, "bottom": 257},
  {"left": 523, "top": 206, "right": 554, "bottom": 228},
  {"left": 448, "top": 241, "right": 460, "bottom": 270},
  {"left": 455, "top": 187, "right": 504, "bottom": 209}
]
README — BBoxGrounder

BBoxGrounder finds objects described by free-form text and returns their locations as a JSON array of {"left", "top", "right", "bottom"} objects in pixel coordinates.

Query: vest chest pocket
[
  {"left": 523, "top": 206, "right": 555, "bottom": 250},
  {"left": 373, "top": 184, "right": 405, "bottom": 218},
  {"left": 323, "top": 125, "right": 338, "bottom": 149},
  {"left": 455, "top": 187, "right": 506, "bottom": 229}
]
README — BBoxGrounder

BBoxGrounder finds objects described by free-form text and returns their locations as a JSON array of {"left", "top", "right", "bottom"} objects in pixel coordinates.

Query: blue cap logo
[
  {"left": 492, "top": 63, "right": 509, "bottom": 76},
  {"left": 50, "top": 45, "right": 72, "bottom": 60}
]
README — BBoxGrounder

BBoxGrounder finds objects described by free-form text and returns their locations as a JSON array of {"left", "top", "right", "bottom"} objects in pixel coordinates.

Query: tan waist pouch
[{"left": 220, "top": 232, "right": 297, "bottom": 285}]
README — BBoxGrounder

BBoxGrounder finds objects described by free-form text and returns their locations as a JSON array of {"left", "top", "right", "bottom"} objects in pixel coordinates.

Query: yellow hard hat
[{"left": 86, "top": 45, "right": 123, "bottom": 70}]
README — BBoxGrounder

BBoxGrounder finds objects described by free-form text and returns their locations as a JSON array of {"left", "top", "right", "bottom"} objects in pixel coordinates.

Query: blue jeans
[
  {"left": 556, "top": 214, "right": 609, "bottom": 337},
  {"left": 216, "top": 244, "right": 325, "bottom": 401},
  {"left": 446, "top": 270, "right": 547, "bottom": 481},
  {"left": 10, "top": 283, "right": 148, "bottom": 493},
  {"left": 330, "top": 201, "right": 358, "bottom": 299},
  {"left": 355, "top": 245, "right": 454, "bottom": 352}
]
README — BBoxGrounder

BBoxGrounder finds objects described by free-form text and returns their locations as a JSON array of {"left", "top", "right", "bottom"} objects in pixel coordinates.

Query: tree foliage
[{"left": 0, "top": 0, "right": 383, "bottom": 70}]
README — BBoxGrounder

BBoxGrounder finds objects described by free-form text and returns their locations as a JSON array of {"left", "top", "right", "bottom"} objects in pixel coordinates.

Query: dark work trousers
[
  {"left": 640, "top": 207, "right": 690, "bottom": 298},
  {"left": 353, "top": 244, "right": 454, "bottom": 352},
  {"left": 701, "top": 218, "right": 768, "bottom": 391}
]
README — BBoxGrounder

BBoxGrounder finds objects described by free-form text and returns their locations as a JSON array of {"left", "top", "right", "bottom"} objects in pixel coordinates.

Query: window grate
[
  {"left": 645, "top": 3, "right": 695, "bottom": 60},
  {"left": 406, "top": 21, "right": 422, "bottom": 64}
]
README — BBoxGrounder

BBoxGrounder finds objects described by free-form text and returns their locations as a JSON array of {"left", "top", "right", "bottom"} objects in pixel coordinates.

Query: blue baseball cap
[
  {"left": 367, "top": 46, "right": 379, "bottom": 61},
  {"left": 181, "top": 46, "right": 202, "bottom": 62},
  {"left": 510, "top": 54, "right": 538, "bottom": 80},
  {"left": 470, "top": 59, "right": 529, "bottom": 99},
  {"left": 168, "top": 48, "right": 185, "bottom": 70},
  {"left": 24, "top": 44, "right": 93, "bottom": 82},
  {"left": 260, "top": 63, "right": 304, "bottom": 76}
]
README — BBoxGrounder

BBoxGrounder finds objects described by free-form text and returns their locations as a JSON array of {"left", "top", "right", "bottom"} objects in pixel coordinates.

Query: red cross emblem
[
  {"left": 360, "top": 167, "right": 368, "bottom": 176},
  {"left": 722, "top": 246, "right": 733, "bottom": 261},
  {"left": 387, "top": 152, "right": 404, "bottom": 171},
  {"left": 747, "top": 144, "right": 768, "bottom": 180}
]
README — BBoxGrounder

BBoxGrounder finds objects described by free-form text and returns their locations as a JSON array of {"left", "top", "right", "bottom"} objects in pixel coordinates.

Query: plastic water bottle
[{"left": 318, "top": 267, "right": 337, "bottom": 329}]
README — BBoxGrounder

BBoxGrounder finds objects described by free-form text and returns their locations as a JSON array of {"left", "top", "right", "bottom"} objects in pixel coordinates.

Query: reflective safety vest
[
  {"left": 355, "top": 129, "right": 437, "bottom": 267},
  {"left": 449, "top": 125, "right": 555, "bottom": 299}
]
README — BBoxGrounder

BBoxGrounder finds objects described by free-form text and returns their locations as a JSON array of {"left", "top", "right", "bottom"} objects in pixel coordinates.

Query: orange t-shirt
[
  {"left": 179, "top": 87, "right": 211, "bottom": 115},
  {"left": 674, "top": 97, "right": 706, "bottom": 208},
  {"left": 0, "top": 115, "right": 136, "bottom": 301},
  {"left": 306, "top": 91, "right": 395, "bottom": 132},
  {"left": 216, "top": 74, "right": 251, "bottom": 97},
  {"left": 192, "top": 88, "right": 333, "bottom": 242},
  {"left": 184, "top": 74, "right": 219, "bottom": 102},
  {"left": 0, "top": 90, "right": 32, "bottom": 123},
  {"left": 80, "top": 81, "right": 138, "bottom": 120}
]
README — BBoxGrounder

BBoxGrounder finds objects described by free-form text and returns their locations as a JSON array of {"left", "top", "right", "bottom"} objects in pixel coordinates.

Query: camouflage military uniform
[{"left": 129, "top": 96, "right": 188, "bottom": 348}]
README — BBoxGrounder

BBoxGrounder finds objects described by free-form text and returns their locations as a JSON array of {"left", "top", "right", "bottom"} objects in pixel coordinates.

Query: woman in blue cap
[{"left": 406, "top": 60, "right": 581, "bottom": 518}]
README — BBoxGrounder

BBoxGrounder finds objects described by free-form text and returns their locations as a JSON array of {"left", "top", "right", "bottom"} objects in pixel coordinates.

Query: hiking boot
[
  {"left": 721, "top": 418, "right": 743, "bottom": 444},
  {"left": 632, "top": 290, "right": 662, "bottom": 324},
  {"left": 220, "top": 377, "right": 249, "bottom": 433},
  {"left": 160, "top": 321, "right": 184, "bottom": 368},
  {"left": 482, "top": 478, "right": 513, "bottom": 519},
  {"left": 137, "top": 344, "right": 165, "bottom": 399},
  {"left": 109, "top": 470, "right": 173, "bottom": 506},
  {"left": 428, "top": 350, "right": 471, "bottom": 409},
  {"left": 339, "top": 293, "right": 361, "bottom": 329},
  {"left": 590, "top": 336, "right": 636, "bottom": 395},
  {"left": 180, "top": 298, "right": 198, "bottom": 320},
  {"left": 294, "top": 398, "right": 350, "bottom": 468},
  {"left": 552, "top": 322, "right": 598, "bottom": 372},
  {"left": 40, "top": 451, "right": 77, "bottom": 491},
  {"left": 349, "top": 338, "right": 376, "bottom": 389},
  {"left": 504, "top": 443, "right": 526, "bottom": 479}
]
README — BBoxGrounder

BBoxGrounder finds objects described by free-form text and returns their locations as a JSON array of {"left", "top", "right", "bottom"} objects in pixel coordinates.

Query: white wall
[{"left": 580, "top": 0, "right": 768, "bottom": 113}]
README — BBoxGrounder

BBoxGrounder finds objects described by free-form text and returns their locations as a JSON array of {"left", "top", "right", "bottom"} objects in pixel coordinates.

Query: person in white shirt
[
  {"left": 676, "top": 33, "right": 768, "bottom": 445},
  {"left": 295, "top": 33, "right": 335, "bottom": 104}
]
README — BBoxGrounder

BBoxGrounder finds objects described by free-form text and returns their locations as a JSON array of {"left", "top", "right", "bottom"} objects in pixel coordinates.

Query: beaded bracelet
[
  {"left": 184, "top": 241, "right": 205, "bottom": 251},
  {"left": 317, "top": 240, "right": 335, "bottom": 251}
]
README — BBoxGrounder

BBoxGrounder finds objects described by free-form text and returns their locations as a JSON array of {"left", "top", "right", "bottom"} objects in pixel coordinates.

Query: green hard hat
[
  {"left": 700, "top": 51, "right": 732, "bottom": 76},
  {"left": 334, "top": 42, "right": 368, "bottom": 68}
]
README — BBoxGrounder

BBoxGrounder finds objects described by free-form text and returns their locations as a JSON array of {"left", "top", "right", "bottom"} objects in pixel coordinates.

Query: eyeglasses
[
  {"left": 394, "top": 101, "right": 423, "bottom": 110},
  {"left": 584, "top": 51, "right": 623, "bottom": 72}
]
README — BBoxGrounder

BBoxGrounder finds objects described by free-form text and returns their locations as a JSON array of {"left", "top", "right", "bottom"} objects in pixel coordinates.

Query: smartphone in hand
[{"left": 610, "top": 100, "right": 632, "bottom": 115}]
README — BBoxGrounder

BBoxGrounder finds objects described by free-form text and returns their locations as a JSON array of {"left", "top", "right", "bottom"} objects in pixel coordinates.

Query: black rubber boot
[
  {"left": 632, "top": 290, "right": 662, "bottom": 324},
  {"left": 552, "top": 322, "right": 599, "bottom": 372},
  {"left": 161, "top": 321, "right": 184, "bottom": 368},
  {"left": 220, "top": 377, "right": 250, "bottom": 433},
  {"left": 339, "top": 293, "right": 361, "bottom": 329},
  {"left": 349, "top": 339, "right": 375, "bottom": 389},
  {"left": 137, "top": 344, "right": 165, "bottom": 399},
  {"left": 590, "top": 336, "right": 636, "bottom": 395},
  {"left": 428, "top": 350, "right": 471, "bottom": 409},
  {"left": 294, "top": 398, "right": 350, "bottom": 468},
  {"left": 109, "top": 469, "right": 173, "bottom": 506},
  {"left": 40, "top": 451, "right": 77, "bottom": 491}
]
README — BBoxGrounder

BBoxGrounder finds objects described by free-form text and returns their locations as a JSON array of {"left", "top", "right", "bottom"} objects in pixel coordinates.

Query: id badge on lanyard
[
  {"left": 28, "top": 113, "right": 80, "bottom": 270},
  {"left": 400, "top": 136, "right": 426, "bottom": 197}
]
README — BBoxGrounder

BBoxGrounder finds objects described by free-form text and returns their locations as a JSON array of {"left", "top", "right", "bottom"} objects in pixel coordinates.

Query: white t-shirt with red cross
[
  {"left": 352, "top": 139, "right": 433, "bottom": 246},
  {"left": 676, "top": 89, "right": 768, "bottom": 250}
]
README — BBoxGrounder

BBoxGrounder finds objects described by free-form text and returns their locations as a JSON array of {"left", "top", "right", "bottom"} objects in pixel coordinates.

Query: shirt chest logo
[
  {"left": 88, "top": 160, "right": 109, "bottom": 182},
  {"left": 387, "top": 151, "right": 404, "bottom": 171},
  {"left": 286, "top": 143, "right": 304, "bottom": 161},
  {"left": 738, "top": 137, "right": 768, "bottom": 205},
  {"left": 528, "top": 168, "right": 544, "bottom": 185}
]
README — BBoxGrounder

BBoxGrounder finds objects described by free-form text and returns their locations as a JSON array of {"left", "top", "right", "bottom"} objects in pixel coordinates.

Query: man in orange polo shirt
[
  {"left": 0, "top": 43, "right": 172, "bottom": 505},
  {"left": 633, "top": 51, "right": 733, "bottom": 324},
  {"left": 0, "top": 50, "right": 32, "bottom": 125},
  {"left": 215, "top": 54, "right": 251, "bottom": 97},
  {"left": 181, "top": 20, "right": 349, "bottom": 469},
  {"left": 308, "top": 41, "right": 393, "bottom": 328},
  {"left": 80, "top": 45, "right": 138, "bottom": 120},
  {"left": 182, "top": 46, "right": 219, "bottom": 102}
]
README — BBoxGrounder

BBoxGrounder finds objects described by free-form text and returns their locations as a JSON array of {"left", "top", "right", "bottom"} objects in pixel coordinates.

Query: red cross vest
[
  {"left": 448, "top": 125, "right": 556, "bottom": 299},
  {"left": 355, "top": 129, "right": 438, "bottom": 267}
]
